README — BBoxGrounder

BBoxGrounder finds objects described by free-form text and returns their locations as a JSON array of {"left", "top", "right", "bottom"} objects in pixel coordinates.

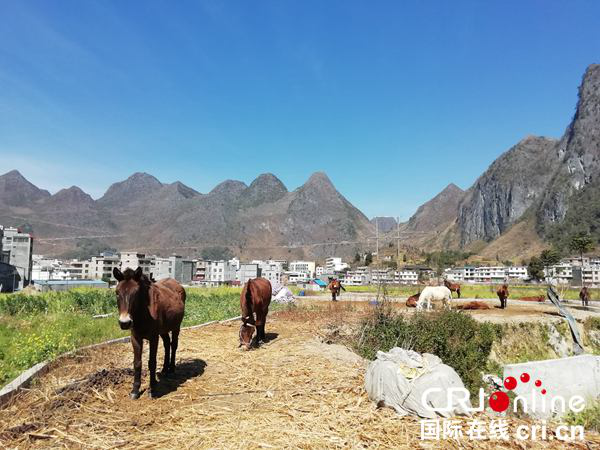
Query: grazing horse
[
  {"left": 416, "top": 286, "right": 453, "bottom": 310},
  {"left": 113, "top": 267, "right": 186, "bottom": 399},
  {"left": 239, "top": 278, "right": 272, "bottom": 350},
  {"left": 497, "top": 284, "right": 509, "bottom": 309},
  {"left": 406, "top": 292, "right": 420, "bottom": 307},
  {"left": 444, "top": 279, "right": 461, "bottom": 298},
  {"left": 327, "top": 278, "right": 346, "bottom": 301},
  {"left": 580, "top": 287, "right": 590, "bottom": 307}
]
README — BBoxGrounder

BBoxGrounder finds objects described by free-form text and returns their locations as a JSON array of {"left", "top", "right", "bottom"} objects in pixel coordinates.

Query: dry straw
[{"left": 1, "top": 304, "right": 598, "bottom": 449}]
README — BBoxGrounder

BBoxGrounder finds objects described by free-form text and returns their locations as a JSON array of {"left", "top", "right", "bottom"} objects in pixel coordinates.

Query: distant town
[{"left": 1, "top": 223, "right": 599, "bottom": 293}]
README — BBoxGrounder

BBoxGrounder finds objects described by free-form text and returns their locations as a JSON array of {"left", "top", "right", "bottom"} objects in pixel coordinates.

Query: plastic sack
[{"left": 365, "top": 347, "right": 472, "bottom": 418}]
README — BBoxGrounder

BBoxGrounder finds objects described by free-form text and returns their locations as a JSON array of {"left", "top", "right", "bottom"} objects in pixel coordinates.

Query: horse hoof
[
  {"left": 148, "top": 391, "right": 157, "bottom": 399},
  {"left": 130, "top": 391, "right": 141, "bottom": 400}
]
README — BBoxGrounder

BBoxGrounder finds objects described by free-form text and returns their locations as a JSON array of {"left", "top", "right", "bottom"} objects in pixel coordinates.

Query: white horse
[{"left": 416, "top": 286, "right": 453, "bottom": 311}]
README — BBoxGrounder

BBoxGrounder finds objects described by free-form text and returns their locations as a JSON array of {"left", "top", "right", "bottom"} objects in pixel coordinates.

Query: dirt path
[{"left": 1, "top": 306, "right": 598, "bottom": 449}]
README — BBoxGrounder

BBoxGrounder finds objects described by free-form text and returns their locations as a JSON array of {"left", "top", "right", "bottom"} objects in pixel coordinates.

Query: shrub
[
  {"left": 355, "top": 306, "right": 501, "bottom": 395},
  {"left": 565, "top": 401, "right": 600, "bottom": 432}
]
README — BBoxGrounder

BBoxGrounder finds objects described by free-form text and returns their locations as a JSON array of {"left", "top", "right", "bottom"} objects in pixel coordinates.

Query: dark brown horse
[
  {"left": 113, "top": 267, "right": 186, "bottom": 399},
  {"left": 239, "top": 278, "right": 272, "bottom": 350},
  {"left": 580, "top": 287, "right": 590, "bottom": 307},
  {"left": 497, "top": 284, "right": 509, "bottom": 309},
  {"left": 444, "top": 279, "right": 461, "bottom": 298},
  {"left": 406, "top": 293, "right": 420, "bottom": 307},
  {"left": 327, "top": 278, "right": 346, "bottom": 301}
]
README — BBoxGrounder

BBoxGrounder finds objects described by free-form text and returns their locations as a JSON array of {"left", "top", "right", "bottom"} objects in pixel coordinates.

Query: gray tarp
[{"left": 364, "top": 347, "right": 472, "bottom": 418}]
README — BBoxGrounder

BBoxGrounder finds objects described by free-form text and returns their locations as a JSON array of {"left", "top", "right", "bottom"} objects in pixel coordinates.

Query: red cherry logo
[
  {"left": 535, "top": 380, "right": 542, "bottom": 387},
  {"left": 520, "top": 373, "right": 530, "bottom": 383},
  {"left": 504, "top": 376, "right": 517, "bottom": 390},
  {"left": 489, "top": 391, "right": 510, "bottom": 412},
  {"left": 541, "top": 389, "right": 547, "bottom": 395}
]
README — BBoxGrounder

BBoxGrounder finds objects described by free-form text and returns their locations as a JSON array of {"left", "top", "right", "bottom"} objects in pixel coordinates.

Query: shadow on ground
[{"left": 155, "top": 358, "right": 207, "bottom": 398}]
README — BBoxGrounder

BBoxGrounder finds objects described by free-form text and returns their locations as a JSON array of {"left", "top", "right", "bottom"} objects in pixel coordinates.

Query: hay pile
[{"left": 0, "top": 304, "right": 598, "bottom": 448}]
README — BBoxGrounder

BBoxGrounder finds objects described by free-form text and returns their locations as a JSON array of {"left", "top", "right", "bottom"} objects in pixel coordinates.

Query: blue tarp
[{"left": 312, "top": 279, "right": 327, "bottom": 287}]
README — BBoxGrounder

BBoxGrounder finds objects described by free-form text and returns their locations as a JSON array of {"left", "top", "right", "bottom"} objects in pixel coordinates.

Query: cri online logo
[{"left": 422, "top": 372, "right": 586, "bottom": 415}]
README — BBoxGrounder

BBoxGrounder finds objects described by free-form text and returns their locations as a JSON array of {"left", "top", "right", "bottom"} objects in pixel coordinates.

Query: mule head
[
  {"left": 113, "top": 267, "right": 148, "bottom": 330},
  {"left": 239, "top": 319, "right": 256, "bottom": 351}
]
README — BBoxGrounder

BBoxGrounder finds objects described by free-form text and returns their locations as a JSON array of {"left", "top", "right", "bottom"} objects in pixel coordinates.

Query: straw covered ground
[{"left": 1, "top": 303, "right": 599, "bottom": 449}]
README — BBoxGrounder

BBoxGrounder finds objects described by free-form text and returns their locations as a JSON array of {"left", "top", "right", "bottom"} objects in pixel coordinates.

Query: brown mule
[
  {"left": 113, "top": 267, "right": 186, "bottom": 399},
  {"left": 239, "top": 278, "right": 272, "bottom": 350}
]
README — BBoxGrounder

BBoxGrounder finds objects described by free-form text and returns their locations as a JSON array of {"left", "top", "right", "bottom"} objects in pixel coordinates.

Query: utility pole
[
  {"left": 397, "top": 216, "right": 400, "bottom": 261},
  {"left": 375, "top": 217, "right": 379, "bottom": 264}
]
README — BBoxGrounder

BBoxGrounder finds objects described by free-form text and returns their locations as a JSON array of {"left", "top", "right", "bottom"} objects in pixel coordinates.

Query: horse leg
[
  {"left": 130, "top": 334, "right": 143, "bottom": 399},
  {"left": 169, "top": 329, "right": 180, "bottom": 373},
  {"left": 457, "top": 288, "right": 461, "bottom": 299},
  {"left": 148, "top": 335, "right": 159, "bottom": 398},
  {"left": 160, "top": 333, "right": 171, "bottom": 376},
  {"left": 255, "top": 313, "right": 265, "bottom": 344}
]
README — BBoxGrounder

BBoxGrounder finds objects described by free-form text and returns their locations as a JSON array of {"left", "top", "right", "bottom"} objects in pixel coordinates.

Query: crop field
[
  {"left": 342, "top": 283, "right": 600, "bottom": 301},
  {"left": 0, "top": 287, "right": 253, "bottom": 388}
]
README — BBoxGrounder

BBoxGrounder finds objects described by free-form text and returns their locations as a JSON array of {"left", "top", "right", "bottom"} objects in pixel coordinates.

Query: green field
[
  {"left": 0, "top": 286, "right": 261, "bottom": 388},
  {"left": 341, "top": 284, "right": 599, "bottom": 300}
]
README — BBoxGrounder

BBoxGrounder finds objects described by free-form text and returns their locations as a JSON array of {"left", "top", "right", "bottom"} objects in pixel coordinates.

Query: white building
[
  {"left": 474, "top": 266, "right": 506, "bottom": 283},
  {"left": 544, "top": 263, "right": 573, "bottom": 285},
  {"left": 316, "top": 266, "right": 324, "bottom": 277},
  {"left": 239, "top": 263, "right": 261, "bottom": 284},
  {"left": 395, "top": 269, "right": 418, "bottom": 284},
  {"left": 505, "top": 266, "right": 529, "bottom": 281},
  {"left": 289, "top": 260, "right": 316, "bottom": 278},
  {"left": 90, "top": 254, "right": 121, "bottom": 282},
  {"left": 120, "top": 252, "right": 155, "bottom": 276},
  {"left": 325, "top": 257, "right": 349, "bottom": 273}
]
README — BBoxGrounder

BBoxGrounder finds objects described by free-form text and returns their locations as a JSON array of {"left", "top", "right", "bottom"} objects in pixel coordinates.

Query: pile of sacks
[
  {"left": 270, "top": 282, "right": 296, "bottom": 304},
  {"left": 365, "top": 347, "right": 471, "bottom": 418}
]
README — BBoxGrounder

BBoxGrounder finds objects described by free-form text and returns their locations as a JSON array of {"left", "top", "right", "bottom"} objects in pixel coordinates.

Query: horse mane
[{"left": 242, "top": 279, "right": 254, "bottom": 322}]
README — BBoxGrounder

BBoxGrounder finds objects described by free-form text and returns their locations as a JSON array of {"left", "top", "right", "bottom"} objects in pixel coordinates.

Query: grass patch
[
  {"left": 354, "top": 304, "right": 501, "bottom": 395},
  {"left": 565, "top": 401, "right": 600, "bottom": 432},
  {"left": 0, "top": 286, "right": 275, "bottom": 388}
]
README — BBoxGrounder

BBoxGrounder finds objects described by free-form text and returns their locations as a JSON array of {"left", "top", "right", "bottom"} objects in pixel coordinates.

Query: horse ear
[
  {"left": 113, "top": 267, "right": 124, "bottom": 281},
  {"left": 134, "top": 267, "right": 143, "bottom": 281}
]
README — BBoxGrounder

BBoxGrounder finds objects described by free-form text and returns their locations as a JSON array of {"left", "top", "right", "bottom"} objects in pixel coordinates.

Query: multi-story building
[
  {"left": 582, "top": 265, "right": 600, "bottom": 287},
  {"left": 90, "top": 253, "right": 121, "bottom": 282},
  {"left": 239, "top": 263, "right": 261, "bottom": 284},
  {"left": 505, "top": 266, "right": 529, "bottom": 281},
  {"left": 120, "top": 252, "right": 155, "bottom": 276},
  {"left": 395, "top": 269, "right": 419, "bottom": 284},
  {"left": 474, "top": 266, "right": 506, "bottom": 283},
  {"left": 342, "top": 267, "right": 371, "bottom": 286},
  {"left": 316, "top": 266, "right": 324, "bottom": 277},
  {"left": 155, "top": 255, "right": 183, "bottom": 281},
  {"left": 325, "top": 257, "right": 348, "bottom": 273},
  {"left": 289, "top": 261, "right": 316, "bottom": 278},
  {"left": 545, "top": 263, "right": 573, "bottom": 285},
  {"left": 1, "top": 226, "right": 33, "bottom": 289}
]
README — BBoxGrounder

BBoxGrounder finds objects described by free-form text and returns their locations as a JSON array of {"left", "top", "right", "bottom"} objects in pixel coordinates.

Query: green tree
[
  {"left": 353, "top": 253, "right": 361, "bottom": 263},
  {"left": 527, "top": 256, "right": 545, "bottom": 282},
  {"left": 569, "top": 232, "right": 595, "bottom": 266},
  {"left": 540, "top": 248, "right": 561, "bottom": 269},
  {"left": 365, "top": 252, "right": 373, "bottom": 266}
]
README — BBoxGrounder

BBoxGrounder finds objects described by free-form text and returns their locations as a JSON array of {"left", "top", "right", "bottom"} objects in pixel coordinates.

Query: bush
[
  {"left": 565, "top": 401, "right": 600, "bottom": 432},
  {"left": 355, "top": 306, "right": 501, "bottom": 395}
]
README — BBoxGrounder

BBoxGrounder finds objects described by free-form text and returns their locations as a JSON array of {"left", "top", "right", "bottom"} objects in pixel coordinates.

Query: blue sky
[{"left": 1, "top": 1, "right": 599, "bottom": 219}]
